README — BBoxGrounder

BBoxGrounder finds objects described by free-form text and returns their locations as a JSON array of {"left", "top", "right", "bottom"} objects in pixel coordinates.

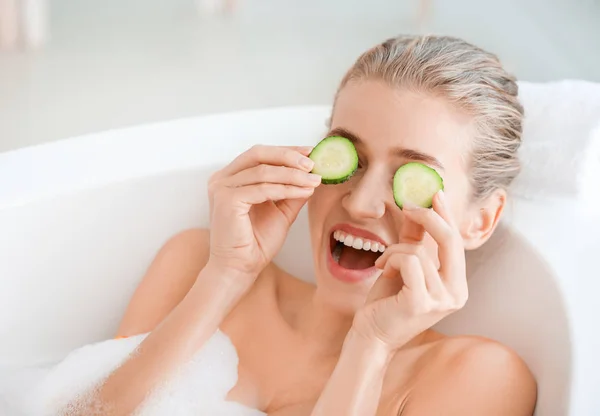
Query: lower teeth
[{"left": 332, "top": 242, "right": 343, "bottom": 263}]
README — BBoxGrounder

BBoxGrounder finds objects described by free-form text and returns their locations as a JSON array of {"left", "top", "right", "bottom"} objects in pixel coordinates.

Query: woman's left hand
[{"left": 353, "top": 190, "right": 468, "bottom": 352}]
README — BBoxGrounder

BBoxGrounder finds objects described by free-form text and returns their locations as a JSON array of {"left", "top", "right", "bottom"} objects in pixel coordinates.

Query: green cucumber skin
[
  {"left": 393, "top": 163, "right": 444, "bottom": 209},
  {"left": 309, "top": 135, "right": 359, "bottom": 184},
  {"left": 320, "top": 165, "right": 358, "bottom": 184}
]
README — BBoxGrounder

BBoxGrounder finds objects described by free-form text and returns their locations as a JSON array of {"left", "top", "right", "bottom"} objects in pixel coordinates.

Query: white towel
[{"left": 511, "top": 80, "right": 600, "bottom": 204}]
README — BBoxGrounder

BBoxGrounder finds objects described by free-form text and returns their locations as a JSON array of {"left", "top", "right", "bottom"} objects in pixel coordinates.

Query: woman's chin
[{"left": 311, "top": 261, "right": 379, "bottom": 315}]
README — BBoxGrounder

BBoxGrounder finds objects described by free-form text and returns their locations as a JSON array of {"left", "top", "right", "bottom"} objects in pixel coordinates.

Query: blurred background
[{"left": 1, "top": 0, "right": 599, "bottom": 153}]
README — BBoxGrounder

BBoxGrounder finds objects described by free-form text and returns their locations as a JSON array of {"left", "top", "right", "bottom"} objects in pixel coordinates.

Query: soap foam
[{"left": 0, "top": 330, "right": 265, "bottom": 416}]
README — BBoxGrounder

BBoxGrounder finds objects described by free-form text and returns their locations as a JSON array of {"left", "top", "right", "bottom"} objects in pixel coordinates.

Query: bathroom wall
[{"left": 0, "top": 0, "right": 598, "bottom": 153}]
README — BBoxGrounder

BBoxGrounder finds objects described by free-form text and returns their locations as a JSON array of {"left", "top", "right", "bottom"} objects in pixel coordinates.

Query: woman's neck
[{"left": 293, "top": 290, "right": 356, "bottom": 358}]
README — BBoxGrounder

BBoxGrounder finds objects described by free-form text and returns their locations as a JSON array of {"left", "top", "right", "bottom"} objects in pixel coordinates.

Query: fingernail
[
  {"left": 299, "top": 157, "right": 314, "bottom": 171},
  {"left": 308, "top": 173, "right": 322, "bottom": 184},
  {"left": 437, "top": 190, "right": 445, "bottom": 204},
  {"left": 301, "top": 146, "right": 314, "bottom": 154}
]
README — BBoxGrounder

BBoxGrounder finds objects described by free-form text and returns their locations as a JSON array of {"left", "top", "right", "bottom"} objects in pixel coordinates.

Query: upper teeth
[{"left": 333, "top": 230, "right": 386, "bottom": 253}]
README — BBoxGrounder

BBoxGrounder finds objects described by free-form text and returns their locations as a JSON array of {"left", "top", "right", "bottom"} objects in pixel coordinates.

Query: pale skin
[{"left": 67, "top": 80, "right": 537, "bottom": 415}]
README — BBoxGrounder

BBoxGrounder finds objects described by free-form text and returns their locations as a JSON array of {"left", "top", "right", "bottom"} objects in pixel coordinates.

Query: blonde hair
[{"left": 335, "top": 35, "right": 524, "bottom": 200}]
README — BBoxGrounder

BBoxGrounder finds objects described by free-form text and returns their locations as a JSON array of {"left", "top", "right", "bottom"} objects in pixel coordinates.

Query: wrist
[
  {"left": 189, "top": 262, "right": 255, "bottom": 307},
  {"left": 343, "top": 328, "right": 395, "bottom": 368},
  {"left": 351, "top": 309, "right": 415, "bottom": 354},
  {"left": 200, "top": 261, "right": 257, "bottom": 290}
]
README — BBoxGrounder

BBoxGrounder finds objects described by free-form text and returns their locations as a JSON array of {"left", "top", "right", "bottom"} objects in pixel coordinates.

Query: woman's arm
[
  {"left": 64, "top": 143, "right": 317, "bottom": 415},
  {"left": 116, "top": 229, "right": 212, "bottom": 337},
  {"left": 311, "top": 191, "right": 536, "bottom": 416},
  {"left": 64, "top": 229, "right": 248, "bottom": 416},
  {"left": 311, "top": 329, "right": 393, "bottom": 416}
]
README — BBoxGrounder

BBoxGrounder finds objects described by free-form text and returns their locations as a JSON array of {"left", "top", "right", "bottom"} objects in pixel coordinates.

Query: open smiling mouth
[{"left": 329, "top": 230, "right": 386, "bottom": 270}]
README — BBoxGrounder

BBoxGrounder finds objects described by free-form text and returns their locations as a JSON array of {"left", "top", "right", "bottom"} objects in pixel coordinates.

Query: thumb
[
  {"left": 365, "top": 266, "right": 403, "bottom": 304},
  {"left": 399, "top": 204, "right": 425, "bottom": 243},
  {"left": 275, "top": 197, "right": 309, "bottom": 226}
]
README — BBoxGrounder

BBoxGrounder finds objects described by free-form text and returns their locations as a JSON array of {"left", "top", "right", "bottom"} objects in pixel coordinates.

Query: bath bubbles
[{"left": 0, "top": 330, "right": 265, "bottom": 416}]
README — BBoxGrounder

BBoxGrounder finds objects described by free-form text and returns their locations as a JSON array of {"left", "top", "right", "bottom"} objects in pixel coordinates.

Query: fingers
[
  {"left": 219, "top": 145, "right": 315, "bottom": 178},
  {"left": 213, "top": 184, "right": 314, "bottom": 212},
  {"left": 420, "top": 255, "right": 445, "bottom": 295},
  {"left": 226, "top": 164, "right": 321, "bottom": 188},
  {"left": 208, "top": 146, "right": 321, "bottom": 216},
  {"left": 288, "top": 146, "right": 314, "bottom": 156},
  {"left": 431, "top": 190, "right": 457, "bottom": 228},
  {"left": 401, "top": 191, "right": 463, "bottom": 276},
  {"left": 365, "top": 269, "right": 400, "bottom": 304},
  {"left": 381, "top": 253, "right": 427, "bottom": 300},
  {"left": 375, "top": 244, "right": 444, "bottom": 295},
  {"left": 375, "top": 243, "right": 418, "bottom": 269},
  {"left": 399, "top": 205, "right": 425, "bottom": 243},
  {"left": 275, "top": 197, "right": 310, "bottom": 226},
  {"left": 237, "top": 183, "right": 315, "bottom": 206}
]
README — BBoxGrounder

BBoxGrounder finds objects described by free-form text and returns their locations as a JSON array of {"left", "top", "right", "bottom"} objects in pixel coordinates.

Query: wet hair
[{"left": 335, "top": 34, "right": 524, "bottom": 200}]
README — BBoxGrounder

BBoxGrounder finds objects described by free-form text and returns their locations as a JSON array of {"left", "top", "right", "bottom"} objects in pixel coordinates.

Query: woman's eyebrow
[
  {"left": 327, "top": 127, "right": 363, "bottom": 145},
  {"left": 398, "top": 148, "right": 445, "bottom": 171},
  {"left": 326, "top": 127, "right": 445, "bottom": 171}
]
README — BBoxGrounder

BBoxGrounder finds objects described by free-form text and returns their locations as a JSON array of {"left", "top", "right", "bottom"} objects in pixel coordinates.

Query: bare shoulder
[
  {"left": 116, "top": 228, "right": 211, "bottom": 337},
  {"left": 400, "top": 335, "right": 537, "bottom": 416}
]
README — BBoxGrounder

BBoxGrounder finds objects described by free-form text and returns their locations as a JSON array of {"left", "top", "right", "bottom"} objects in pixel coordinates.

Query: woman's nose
[{"left": 341, "top": 173, "right": 388, "bottom": 220}]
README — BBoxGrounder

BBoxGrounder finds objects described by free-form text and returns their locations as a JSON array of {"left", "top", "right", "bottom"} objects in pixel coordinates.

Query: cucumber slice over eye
[
  {"left": 393, "top": 162, "right": 444, "bottom": 209},
  {"left": 309, "top": 136, "right": 359, "bottom": 184}
]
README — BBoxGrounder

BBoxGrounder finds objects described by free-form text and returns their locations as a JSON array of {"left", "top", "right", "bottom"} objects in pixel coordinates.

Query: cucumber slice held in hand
[
  {"left": 393, "top": 162, "right": 444, "bottom": 209},
  {"left": 309, "top": 136, "right": 359, "bottom": 184}
]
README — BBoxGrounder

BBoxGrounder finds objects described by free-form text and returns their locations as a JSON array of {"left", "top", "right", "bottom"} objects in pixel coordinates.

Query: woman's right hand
[{"left": 206, "top": 145, "right": 320, "bottom": 289}]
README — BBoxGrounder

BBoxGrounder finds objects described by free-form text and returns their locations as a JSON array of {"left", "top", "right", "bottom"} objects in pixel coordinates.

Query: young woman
[{"left": 71, "top": 35, "right": 537, "bottom": 415}]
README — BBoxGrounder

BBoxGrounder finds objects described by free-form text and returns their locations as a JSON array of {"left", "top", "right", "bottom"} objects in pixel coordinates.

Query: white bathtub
[{"left": 0, "top": 104, "right": 599, "bottom": 415}]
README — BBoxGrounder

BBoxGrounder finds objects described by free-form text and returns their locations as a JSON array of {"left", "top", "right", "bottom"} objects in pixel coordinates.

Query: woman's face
[{"left": 307, "top": 80, "right": 478, "bottom": 313}]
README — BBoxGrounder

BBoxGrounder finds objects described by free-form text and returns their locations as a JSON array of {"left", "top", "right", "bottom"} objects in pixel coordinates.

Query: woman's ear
[{"left": 461, "top": 189, "right": 506, "bottom": 250}]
